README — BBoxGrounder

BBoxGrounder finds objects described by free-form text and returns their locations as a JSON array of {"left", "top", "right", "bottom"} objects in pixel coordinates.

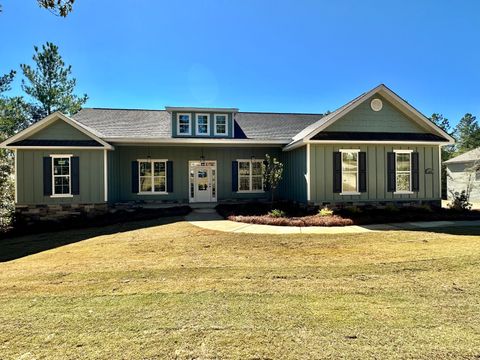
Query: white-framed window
[
  {"left": 138, "top": 159, "right": 168, "bottom": 194},
  {"left": 51, "top": 154, "right": 72, "bottom": 197},
  {"left": 394, "top": 150, "right": 413, "bottom": 193},
  {"left": 177, "top": 113, "right": 191, "bottom": 135},
  {"left": 476, "top": 170, "right": 480, "bottom": 182},
  {"left": 195, "top": 113, "right": 210, "bottom": 136},
  {"left": 340, "top": 149, "right": 360, "bottom": 195},
  {"left": 238, "top": 159, "right": 264, "bottom": 192},
  {"left": 214, "top": 114, "right": 228, "bottom": 136}
]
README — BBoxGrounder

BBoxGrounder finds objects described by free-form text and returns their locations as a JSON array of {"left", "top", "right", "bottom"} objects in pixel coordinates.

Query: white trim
[
  {"left": 394, "top": 191, "right": 414, "bottom": 195},
  {"left": 50, "top": 154, "right": 72, "bottom": 197},
  {"left": 306, "top": 143, "right": 311, "bottom": 202},
  {"left": 393, "top": 149, "right": 413, "bottom": 153},
  {"left": 236, "top": 159, "right": 265, "bottom": 193},
  {"left": 289, "top": 84, "right": 455, "bottom": 145},
  {"left": 104, "top": 149, "right": 108, "bottom": 202},
  {"left": 137, "top": 159, "right": 168, "bottom": 194},
  {"left": 195, "top": 113, "right": 210, "bottom": 136},
  {"left": 339, "top": 148, "right": 361, "bottom": 153},
  {"left": 166, "top": 106, "right": 238, "bottom": 112},
  {"left": 177, "top": 113, "right": 192, "bottom": 136},
  {"left": 14, "top": 149, "right": 17, "bottom": 203},
  {"left": 438, "top": 145, "right": 442, "bottom": 197},
  {"left": 283, "top": 139, "right": 448, "bottom": 151},
  {"left": 340, "top": 149, "right": 360, "bottom": 194},
  {"left": 4, "top": 146, "right": 110, "bottom": 150},
  {"left": 214, "top": 114, "right": 229, "bottom": 136},
  {"left": 107, "top": 138, "right": 287, "bottom": 145},
  {"left": 0, "top": 112, "right": 114, "bottom": 150}
]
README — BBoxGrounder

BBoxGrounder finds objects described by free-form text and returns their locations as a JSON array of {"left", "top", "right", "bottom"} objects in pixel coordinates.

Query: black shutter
[
  {"left": 167, "top": 160, "right": 173, "bottom": 193},
  {"left": 131, "top": 161, "right": 139, "bottom": 193},
  {"left": 333, "top": 152, "right": 342, "bottom": 193},
  {"left": 232, "top": 161, "right": 238, "bottom": 192},
  {"left": 263, "top": 159, "right": 270, "bottom": 191},
  {"left": 387, "top": 152, "right": 396, "bottom": 192},
  {"left": 411, "top": 152, "right": 419, "bottom": 192},
  {"left": 43, "top": 157, "right": 52, "bottom": 196},
  {"left": 71, "top": 156, "right": 80, "bottom": 195},
  {"left": 359, "top": 152, "right": 367, "bottom": 193}
]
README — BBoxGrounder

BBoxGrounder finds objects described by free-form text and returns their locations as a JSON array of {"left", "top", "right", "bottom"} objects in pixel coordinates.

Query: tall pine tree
[
  {"left": 20, "top": 42, "right": 88, "bottom": 121},
  {"left": 455, "top": 113, "right": 480, "bottom": 154}
]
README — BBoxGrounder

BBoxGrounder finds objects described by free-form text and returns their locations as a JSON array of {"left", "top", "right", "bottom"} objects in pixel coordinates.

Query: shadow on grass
[
  {"left": 402, "top": 225, "right": 480, "bottom": 236},
  {"left": 0, "top": 216, "right": 185, "bottom": 263}
]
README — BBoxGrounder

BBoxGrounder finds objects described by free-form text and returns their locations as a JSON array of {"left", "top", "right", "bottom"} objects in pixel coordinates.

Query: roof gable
[
  {"left": 323, "top": 94, "right": 427, "bottom": 133},
  {"left": 288, "top": 84, "right": 455, "bottom": 149},
  {"left": 0, "top": 112, "right": 113, "bottom": 149}
]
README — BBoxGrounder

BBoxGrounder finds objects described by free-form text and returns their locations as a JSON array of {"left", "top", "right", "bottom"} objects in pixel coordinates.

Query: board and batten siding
[
  {"left": 279, "top": 146, "right": 308, "bottom": 203},
  {"left": 325, "top": 95, "right": 427, "bottom": 133},
  {"left": 309, "top": 144, "right": 441, "bottom": 204},
  {"left": 16, "top": 149, "right": 105, "bottom": 204},
  {"left": 446, "top": 162, "right": 480, "bottom": 202},
  {"left": 29, "top": 119, "right": 93, "bottom": 140},
  {"left": 107, "top": 146, "right": 281, "bottom": 203}
]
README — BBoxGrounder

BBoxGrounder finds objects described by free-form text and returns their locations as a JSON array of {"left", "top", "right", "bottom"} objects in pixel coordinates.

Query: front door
[{"left": 189, "top": 161, "right": 217, "bottom": 203}]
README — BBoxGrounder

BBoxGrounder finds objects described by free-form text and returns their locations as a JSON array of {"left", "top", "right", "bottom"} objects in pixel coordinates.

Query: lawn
[{"left": 0, "top": 219, "right": 479, "bottom": 359}]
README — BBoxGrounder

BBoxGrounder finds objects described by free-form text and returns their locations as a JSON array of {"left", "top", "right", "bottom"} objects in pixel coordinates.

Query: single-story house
[
  {"left": 445, "top": 147, "right": 480, "bottom": 202},
  {"left": 0, "top": 84, "right": 454, "bottom": 221}
]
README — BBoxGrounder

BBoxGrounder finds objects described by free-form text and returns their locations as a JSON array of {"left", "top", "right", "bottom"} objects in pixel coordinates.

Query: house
[
  {"left": 445, "top": 147, "right": 480, "bottom": 202},
  {"left": 0, "top": 84, "right": 454, "bottom": 221}
]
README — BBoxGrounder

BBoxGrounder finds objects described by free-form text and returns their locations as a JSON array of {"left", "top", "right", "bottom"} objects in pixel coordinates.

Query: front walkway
[{"left": 185, "top": 209, "right": 480, "bottom": 234}]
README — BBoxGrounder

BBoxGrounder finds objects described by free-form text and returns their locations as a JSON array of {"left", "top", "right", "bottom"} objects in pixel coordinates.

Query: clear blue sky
[{"left": 1, "top": 0, "right": 479, "bottom": 126}]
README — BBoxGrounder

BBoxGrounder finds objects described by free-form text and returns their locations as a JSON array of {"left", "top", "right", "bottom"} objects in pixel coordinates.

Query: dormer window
[
  {"left": 214, "top": 114, "right": 228, "bottom": 136},
  {"left": 177, "top": 113, "right": 191, "bottom": 135},
  {"left": 196, "top": 114, "right": 210, "bottom": 136}
]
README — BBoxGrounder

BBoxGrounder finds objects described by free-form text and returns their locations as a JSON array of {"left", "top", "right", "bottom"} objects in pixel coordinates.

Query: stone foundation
[
  {"left": 15, "top": 203, "right": 110, "bottom": 223},
  {"left": 315, "top": 199, "right": 442, "bottom": 210}
]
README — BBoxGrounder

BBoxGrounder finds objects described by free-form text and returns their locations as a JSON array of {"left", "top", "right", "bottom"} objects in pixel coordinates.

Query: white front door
[{"left": 189, "top": 161, "right": 217, "bottom": 203}]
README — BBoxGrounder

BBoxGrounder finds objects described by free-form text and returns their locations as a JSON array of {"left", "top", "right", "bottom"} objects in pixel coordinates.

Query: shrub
[
  {"left": 268, "top": 209, "right": 286, "bottom": 218},
  {"left": 449, "top": 190, "right": 472, "bottom": 211},
  {"left": 385, "top": 204, "right": 399, "bottom": 213},
  {"left": 344, "top": 205, "right": 362, "bottom": 214},
  {"left": 318, "top": 206, "right": 334, "bottom": 217}
]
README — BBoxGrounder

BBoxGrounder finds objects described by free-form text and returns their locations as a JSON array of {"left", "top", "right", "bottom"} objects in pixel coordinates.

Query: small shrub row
[{"left": 228, "top": 214, "right": 354, "bottom": 227}]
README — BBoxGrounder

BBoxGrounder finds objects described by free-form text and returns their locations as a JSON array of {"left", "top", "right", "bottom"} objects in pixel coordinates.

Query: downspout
[
  {"left": 306, "top": 143, "right": 311, "bottom": 202},
  {"left": 14, "top": 149, "right": 17, "bottom": 204},
  {"left": 104, "top": 149, "right": 108, "bottom": 202}
]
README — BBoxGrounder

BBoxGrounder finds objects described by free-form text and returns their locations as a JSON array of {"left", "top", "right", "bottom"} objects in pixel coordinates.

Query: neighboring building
[
  {"left": 0, "top": 84, "right": 454, "bottom": 221},
  {"left": 445, "top": 147, "right": 480, "bottom": 202}
]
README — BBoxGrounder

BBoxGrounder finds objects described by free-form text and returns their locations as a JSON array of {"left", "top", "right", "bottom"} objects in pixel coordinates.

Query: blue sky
[{"left": 1, "top": 0, "right": 479, "bottom": 126}]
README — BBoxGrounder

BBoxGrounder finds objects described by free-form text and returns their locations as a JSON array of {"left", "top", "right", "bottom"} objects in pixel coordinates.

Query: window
[
  {"left": 238, "top": 160, "right": 264, "bottom": 192},
  {"left": 177, "top": 113, "right": 191, "bottom": 135},
  {"left": 341, "top": 150, "right": 359, "bottom": 194},
  {"left": 475, "top": 170, "right": 480, "bottom": 182},
  {"left": 395, "top": 151, "right": 412, "bottom": 192},
  {"left": 196, "top": 114, "right": 210, "bottom": 135},
  {"left": 52, "top": 155, "right": 71, "bottom": 196},
  {"left": 214, "top": 114, "right": 228, "bottom": 135},
  {"left": 138, "top": 159, "right": 167, "bottom": 193}
]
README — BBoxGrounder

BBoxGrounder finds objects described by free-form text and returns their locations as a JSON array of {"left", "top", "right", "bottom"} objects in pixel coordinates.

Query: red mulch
[{"left": 228, "top": 214, "right": 354, "bottom": 227}]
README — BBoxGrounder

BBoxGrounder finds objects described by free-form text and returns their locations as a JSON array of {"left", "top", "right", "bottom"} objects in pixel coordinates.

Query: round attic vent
[{"left": 371, "top": 98, "right": 383, "bottom": 112}]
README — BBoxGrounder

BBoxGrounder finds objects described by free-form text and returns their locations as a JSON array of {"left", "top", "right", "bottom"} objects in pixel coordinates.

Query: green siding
[
  {"left": 171, "top": 112, "right": 233, "bottom": 138},
  {"left": 279, "top": 146, "right": 307, "bottom": 203},
  {"left": 108, "top": 146, "right": 281, "bottom": 203},
  {"left": 325, "top": 95, "right": 427, "bottom": 133},
  {"left": 17, "top": 149, "right": 105, "bottom": 204},
  {"left": 309, "top": 144, "right": 441, "bottom": 204},
  {"left": 29, "top": 119, "right": 92, "bottom": 140}
]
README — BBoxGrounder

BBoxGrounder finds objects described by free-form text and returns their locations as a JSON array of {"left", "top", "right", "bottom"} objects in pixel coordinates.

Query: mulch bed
[{"left": 217, "top": 202, "right": 480, "bottom": 227}]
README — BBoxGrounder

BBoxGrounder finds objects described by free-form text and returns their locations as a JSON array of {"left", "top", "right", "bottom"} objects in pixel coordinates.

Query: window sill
[
  {"left": 50, "top": 194, "right": 74, "bottom": 198},
  {"left": 237, "top": 190, "right": 265, "bottom": 194},
  {"left": 340, "top": 192, "right": 361, "bottom": 196},
  {"left": 394, "top": 191, "right": 414, "bottom": 195},
  {"left": 137, "top": 192, "right": 169, "bottom": 195}
]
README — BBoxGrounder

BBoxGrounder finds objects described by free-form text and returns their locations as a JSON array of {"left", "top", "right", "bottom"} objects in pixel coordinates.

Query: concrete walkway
[{"left": 185, "top": 209, "right": 480, "bottom": 234}]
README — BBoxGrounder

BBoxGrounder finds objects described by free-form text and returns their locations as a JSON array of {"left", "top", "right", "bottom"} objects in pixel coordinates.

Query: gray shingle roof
[
  {"left": 444, "top": 147, "right": 480, "bottom": 164},
  {"left": 72, "top": 108, "right": 323, "bottom": 141}
]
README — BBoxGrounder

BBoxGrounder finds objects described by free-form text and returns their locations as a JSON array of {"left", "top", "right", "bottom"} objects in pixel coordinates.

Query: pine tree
[{"left": 455, "top": 113, "right": 480, "bottom": 154}]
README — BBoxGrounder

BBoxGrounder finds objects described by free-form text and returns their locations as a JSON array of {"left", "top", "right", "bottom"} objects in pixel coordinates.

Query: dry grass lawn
[{"left": 0, "top": 218, "right": 479, "bottom": 359}]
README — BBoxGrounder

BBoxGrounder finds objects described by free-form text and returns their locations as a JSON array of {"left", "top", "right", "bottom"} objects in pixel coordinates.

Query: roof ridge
[
  {"left": 238, "top": 111, "right": 324, "bottom": 116},
  {"left": 82, "top": 107, "right": 166, "bottom": 112}
]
